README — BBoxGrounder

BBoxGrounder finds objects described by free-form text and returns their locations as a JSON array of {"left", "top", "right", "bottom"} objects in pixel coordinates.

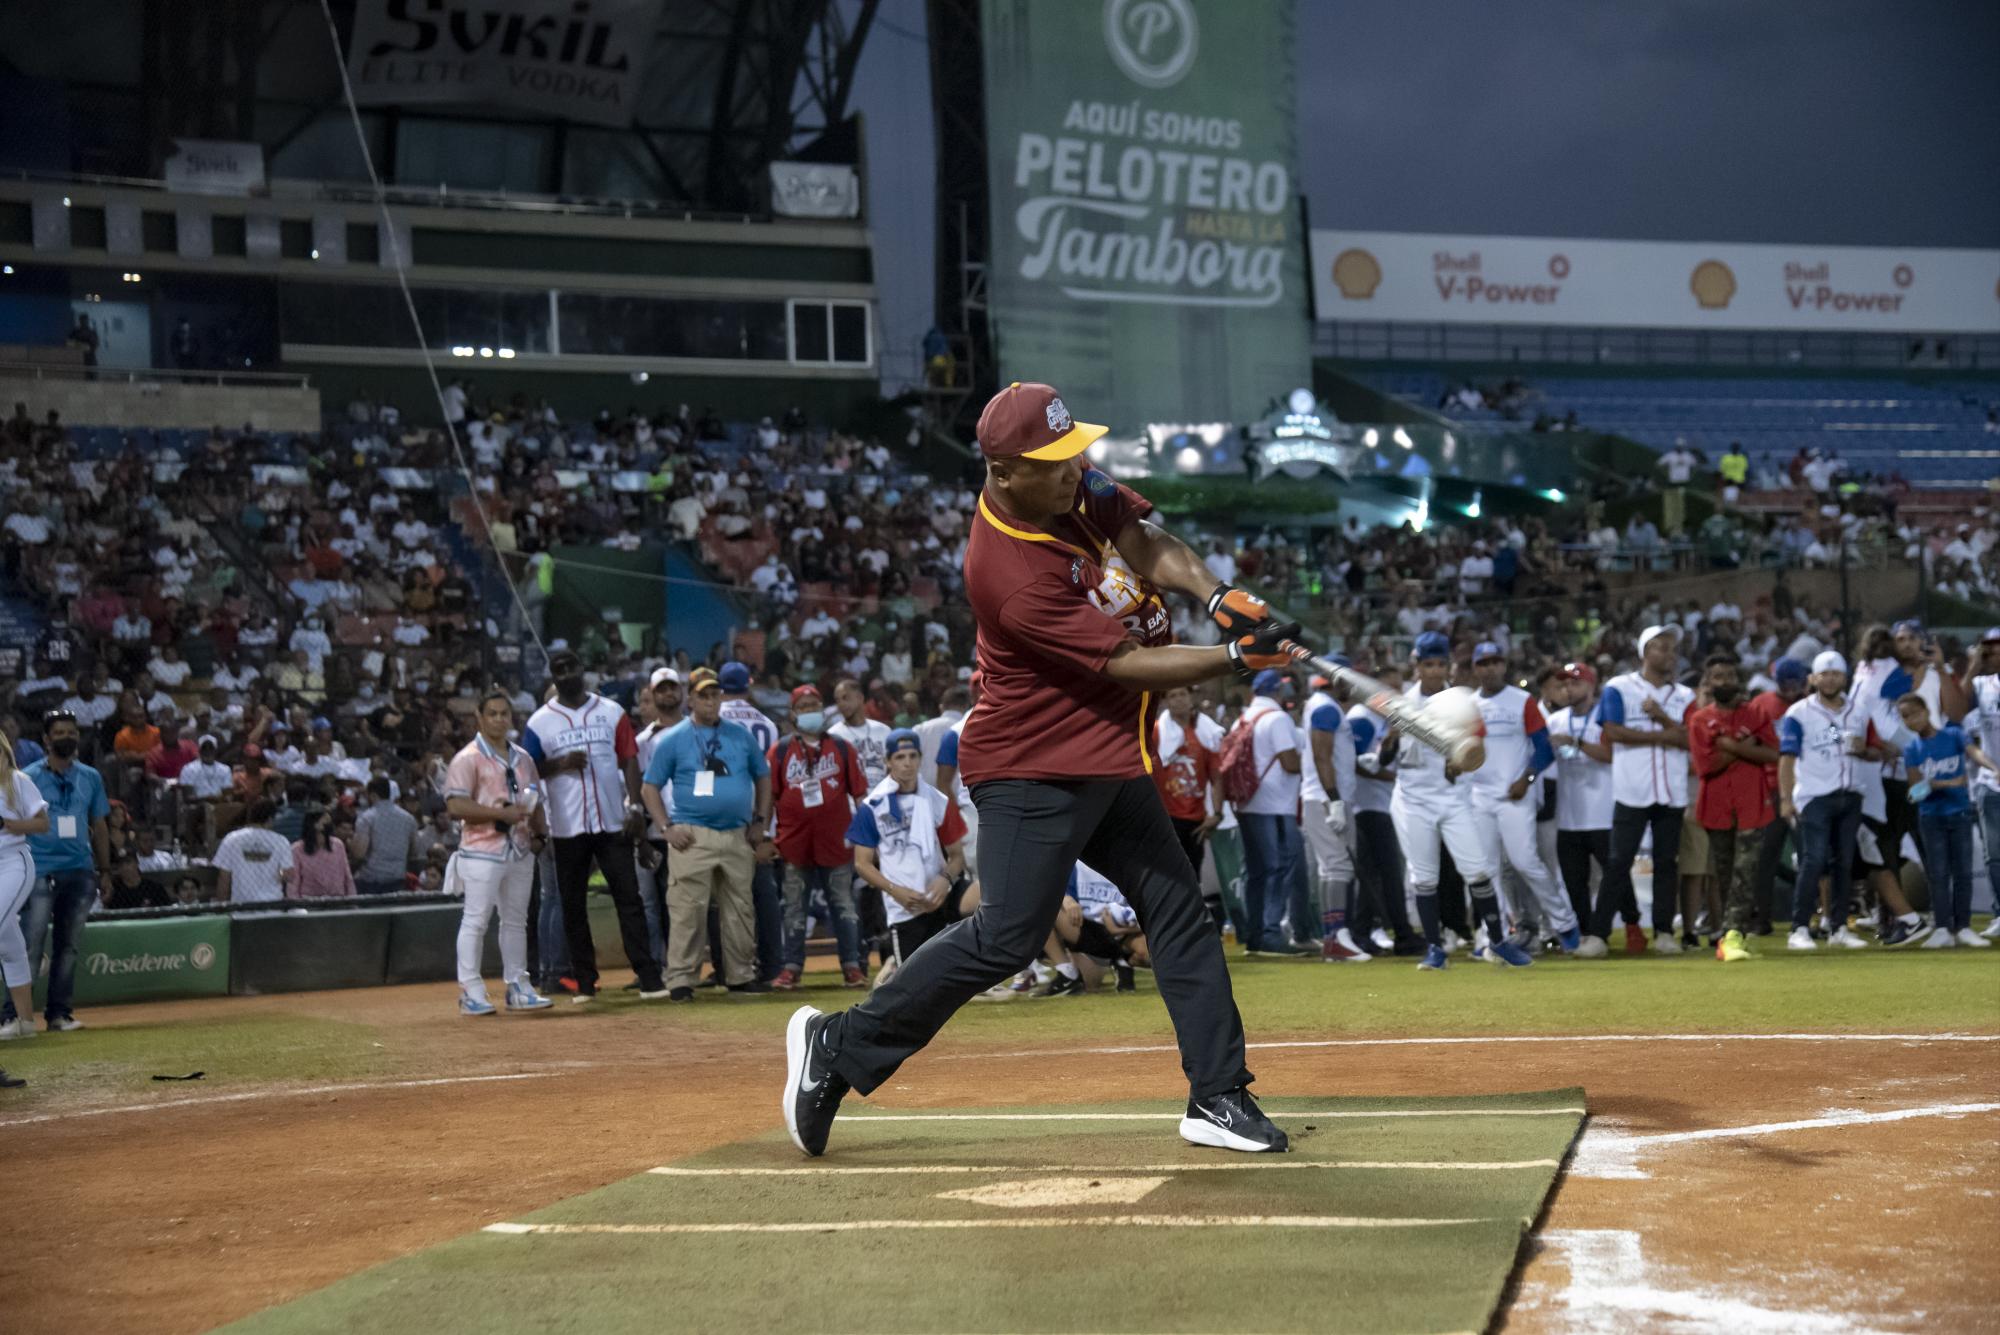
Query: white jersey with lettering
[
  {"left": 523, "top": 694, "right": 637, "bottom": 838},
  {"left": 1070, "top": 860, "right": 1137, "bottom": 932},
  {"left": 720, "top": 696, "right": 780, "bottom": 755},
  {"left": 1298, "top": 689, "right": 1354, "bottom": 805},
  {"left": 1972, "top": 674, "right": 2000, "bottom": 797},
  {"left": 1468, "top": 684, "right": 1550, "bottom": 809},
  {"left": 828, "top": 714, "right": 893, "bottom": 790}
]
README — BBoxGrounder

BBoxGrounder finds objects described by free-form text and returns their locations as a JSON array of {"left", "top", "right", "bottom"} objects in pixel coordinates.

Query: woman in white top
[{"left": 0, "top": 732, "right": 51, "bottom": 1041}]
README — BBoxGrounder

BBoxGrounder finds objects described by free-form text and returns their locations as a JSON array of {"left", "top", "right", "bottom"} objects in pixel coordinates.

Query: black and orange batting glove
[
  {"left": 1206, "top": 582, "right": 1269, "bottom": 637},
  {"left": 1225, "top": 620, "right": 1302, "bottom": 675}
]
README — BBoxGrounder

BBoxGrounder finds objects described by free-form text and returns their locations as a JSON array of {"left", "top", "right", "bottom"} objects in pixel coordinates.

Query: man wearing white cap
[
  {"left": 1585, "top": 625, "right": 1696, "bottom": 953},
  {"left": 1776, "top": 651, "right": 1883, "bottom": 950}
]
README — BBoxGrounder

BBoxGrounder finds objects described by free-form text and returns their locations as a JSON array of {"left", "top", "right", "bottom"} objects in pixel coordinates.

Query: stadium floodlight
[
  {"left": 1465, "top": 489, "right": 1482, "bottom": 519},
  {"left": 60, "top": 196, "right": 70, "bottom": 207},
  {"left": 478, "top": 347, "right": 494, "bottom": 358},
  {"left": 450, "top": 346, "right": 474, "bottom": 357},
  {"left": 310, "top": 248, "right": 320, "bottom": 260},
  {"left": 497, "top": 347, "right": 516, "bottom": 359},
  {"left": 1541, "top": 488, "right": 1566, "bottom": 503},
  {"left": 1362, "top": 428, "right": 1379, "bottom": 447},
  {"left": 1393, "top": 427, "right": 1413, "bottom": 448},
  {"left": 1, "top": 265, "right": 11, "bottom": 275},
  {"left": 1175, "top": 446, "right": 1202, "bottom": 472}
]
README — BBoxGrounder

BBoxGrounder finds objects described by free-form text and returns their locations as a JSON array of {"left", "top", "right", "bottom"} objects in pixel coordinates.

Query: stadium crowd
[{"left": 0, "top": 383, "right": 1995, "bottom": 1048}]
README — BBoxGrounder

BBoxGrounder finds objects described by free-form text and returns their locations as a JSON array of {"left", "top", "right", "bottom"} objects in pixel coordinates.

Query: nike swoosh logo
[
  {"left": 1199, "top": 1104, "right": 1235, "bottom": 1129},
  {"left": 800, "top": 1073, "right": 822, "bottom": 1092}
]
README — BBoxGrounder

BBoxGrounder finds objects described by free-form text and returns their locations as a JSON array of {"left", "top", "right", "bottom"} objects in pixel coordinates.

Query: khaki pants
[{"left": 665, "top": 824, "right": 757, "bottom": 990}]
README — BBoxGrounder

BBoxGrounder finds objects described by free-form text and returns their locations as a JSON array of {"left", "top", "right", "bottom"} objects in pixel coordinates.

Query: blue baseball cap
[
  {"left": 1774, "top": 657, "right": 1809, "bottom": 685},
  {"left": 718, "top": 661, "right": 752, "bottom": 692},
  {"left": 311, "top": 716, "right": 332, "bottom": 732},
  {"left": 1327, "top": 653, "right": 1353, "bottom": 669},
  {"left": 1251, "top": 668, "right": 1285, "bottom": 694},
  {"left": 884, "top": 728, "right": 921, "bottom": 757},
  {"left": 1414, "top": 631, "right": 1451, "bottom": 661},
  {"left": 1891, "top": 618, "right": 1925, "bottom": 638},
  {"left": 1472, "top": 641, "right": 1504, "bottom": 662}
]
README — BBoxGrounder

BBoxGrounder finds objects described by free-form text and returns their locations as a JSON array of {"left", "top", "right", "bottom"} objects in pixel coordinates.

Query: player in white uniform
[
  {"left": 1586, "top": 625, "right": 1696, "bottom": 952},
  {"left": 1346, "top": 668, "right": 1415, "bottom": 954},
  {"left": 1300, "top": 666, "right": 1368, "bottom": 961},
  {"left": 1047, "top": 861, "right": 1145, "bottom": 993},
  {"left": 1548, "top": 663, "right": 1638, "bottom": 958},
  {"left": 1466, "top": 643, "right": 1579, "bottom": 953},
  {"left": 0, "top": 732, "right": 49, "bottom": 1042},
  {"left": 1387, "top": 632, "right": 1526, "bottom": 970},
  {"left": 931, "top": 715, "right": 979, "bottom": 879},
  {"left": 1971, "top": 628, "right": 2000, "bottom": 937}
]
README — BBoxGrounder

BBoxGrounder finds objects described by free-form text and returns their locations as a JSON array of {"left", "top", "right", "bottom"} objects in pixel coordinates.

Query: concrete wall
[{"left": 0, "top": 374, "right": 321, "bottom": 432}]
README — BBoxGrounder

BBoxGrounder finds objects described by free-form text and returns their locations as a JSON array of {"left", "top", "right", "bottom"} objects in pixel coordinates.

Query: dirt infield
[{"left": 7, "top": 981, "right": 1997, "bottom": 1334}]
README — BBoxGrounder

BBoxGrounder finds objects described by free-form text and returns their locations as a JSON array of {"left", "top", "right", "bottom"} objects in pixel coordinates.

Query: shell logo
[
  {"left": 1690, "top": 259, "right": 1736, "bottom": 310},
  {"left": 1331, "top": 249, "right": 1381, "bottom": 299}
]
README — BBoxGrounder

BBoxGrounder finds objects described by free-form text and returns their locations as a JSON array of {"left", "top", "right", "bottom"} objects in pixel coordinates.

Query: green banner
[
  {"left": 42, "top": 916, "right": 233, "bottom": 1006},
  {"left": 982, "top": 0, "right": 1309, "bottom": 433}
]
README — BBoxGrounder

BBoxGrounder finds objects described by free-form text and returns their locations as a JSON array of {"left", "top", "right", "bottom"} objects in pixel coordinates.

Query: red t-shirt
[
  {"left": 1741, "top": 690, "right": 1790, "bottom": 798},
  {"left": 957, "top": 474, "right": 1173, "bottom": 786},
  {"left": 1153, "top": 720, "right": 1213, "bottom": 823},
  {"left": 1690, "top": 701, "right": 1778, "bottom": 830},
  {"left": 768, "top": 734, "right": 868, "bottom": 867}
]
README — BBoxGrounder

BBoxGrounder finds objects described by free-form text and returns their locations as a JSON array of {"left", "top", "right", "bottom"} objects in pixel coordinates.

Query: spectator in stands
[
  {"left": 643, "top": 666, "right": 768, "bottom": 1000},
  {"left": 1234, "top": 669, "right": 1306, "bottom": 954},
  {"left": 350, "top": 775, "right": 416, "bottom": 895},
  {"left": 289, "top": 807, "right": 357, "bottom": 900},
  {"left": 2, "top": 709, "right": 107, "bottom": 1033},
  {"left": 101, "top": 851, "right": 169, "bottom": 911},
  {"left": 213, "top": 799, "right": 292, "bottom": 903}
]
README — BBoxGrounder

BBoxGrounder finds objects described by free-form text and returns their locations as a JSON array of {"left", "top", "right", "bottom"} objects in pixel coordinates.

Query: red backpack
[{"left": 1216, "top": 705, "right": 1281, "bottom": 808}]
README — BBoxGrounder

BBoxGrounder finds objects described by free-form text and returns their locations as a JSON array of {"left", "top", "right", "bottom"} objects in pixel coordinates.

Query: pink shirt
[
  {"left": 288, "top": 839, "right": 357, "bottom": 899},
  {"left": 443, "top": 735, "right": 541, "bottom": 861}
]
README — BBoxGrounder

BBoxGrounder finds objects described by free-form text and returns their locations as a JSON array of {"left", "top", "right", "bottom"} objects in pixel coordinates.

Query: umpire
[{"left": 784, "top": 382, "right": 1299, "bottom": 1157}]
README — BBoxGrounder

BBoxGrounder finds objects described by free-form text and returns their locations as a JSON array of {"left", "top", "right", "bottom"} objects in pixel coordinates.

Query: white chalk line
[
  {"left": 0, "top": 1071, "right": 563, "bottom": 1129},
  {"left": 483, "top": 1213, "right": 1500, "bottom": 1236},
  {"left": 836, "top": 1107, "right": 1583, "bottom": 1122},
  {"left": 1569, "top": 1100, "right": 2000, "bottom": 1179},
  {"left": 935, "top": 1032, "right": 2000, "bottom": 1062},
  {"left": 648, "top": 1159, "right": 1559, "bottom": 1176}
]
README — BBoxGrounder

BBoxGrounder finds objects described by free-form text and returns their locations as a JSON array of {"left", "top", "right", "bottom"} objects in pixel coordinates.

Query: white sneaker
[
  {"left": 1370, "top": 928, "right": 1395, "bottom": 952},
  {"left": 0, "top": 1017, "right": 33, "bottom": 1039},
  {"left": 48, "top": 1015, "right": 82, "bottom": 1032},
  {"left": 1920, "top": 927, "right": 1956, "bottom": 949},
  {"left": 1573, "top": 935, "right": 1609, "bottom": 959},
  {"left": 1441, "top": 928, "right": 1466, "bottom": 954},
  {"left": 1980, "top": 918, "right": 2000, "bottom": 940},
  {"left": 1954, "top": 928, "right": 1992, "bottom": 949},
  {"left": 1829, "top": 926, "right": 1870, "bottom": 949},
  {"left": 1787, "top": 927, "right": 1817, "bottom": 951},
  {"left": 1652, "top": 932, "right": 1683, "bottom": 955}
]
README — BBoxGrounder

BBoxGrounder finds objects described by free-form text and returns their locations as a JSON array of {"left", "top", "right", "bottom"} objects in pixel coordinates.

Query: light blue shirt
[{"left": 25, "top": 758, "right": 108, "bottom": 873}]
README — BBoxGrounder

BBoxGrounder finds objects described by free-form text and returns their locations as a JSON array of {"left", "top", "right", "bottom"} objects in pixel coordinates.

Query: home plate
[{"left": 935, "top": 1176, "right": 1170, "bottom": 1208}]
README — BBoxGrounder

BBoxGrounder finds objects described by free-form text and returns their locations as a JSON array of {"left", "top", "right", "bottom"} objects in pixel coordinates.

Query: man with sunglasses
[{"left": 0, "top": 710, "right": 108, "bottom": 1033}]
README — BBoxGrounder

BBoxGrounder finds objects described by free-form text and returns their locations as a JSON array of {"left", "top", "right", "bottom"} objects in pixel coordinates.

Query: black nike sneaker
[
  {"left": 1178, "top": 1086, "right": 1288, "bottom": 1153},
  {"left": 1113, "top": 961, "right": 1136, "bottom": 992},
  {"left": 1034, "top": 971, "right": 1086, "bottom": 998},
  {"left": 782, "top": 1006, "right": 850, "bottom": 1157}
]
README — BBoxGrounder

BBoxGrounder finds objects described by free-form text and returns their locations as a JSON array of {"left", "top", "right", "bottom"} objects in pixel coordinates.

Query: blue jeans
[
  {"left": 1978, "top": 790, "right": 2000, "bottom": 920},
  {"left": 534, "top": 845, "right": 571, "bottom": 981},
  {"left": 1918, "top": 807, "right": 1976, "bottom": 933},
  {"left": 1791, "top": 791, "right": 1861, "bottom": 929},
  {"left": 1238, "top": 812, "right": 1303, "bottom": 950},
  {"left": 637, "top": 844, "right": 667, "bottom": 970},
  {"left": 2, "top": 869, "right": 97, "bottom": 1022},
  {"left": 782, "top": 862, "right": 861, "bottom": 970}
]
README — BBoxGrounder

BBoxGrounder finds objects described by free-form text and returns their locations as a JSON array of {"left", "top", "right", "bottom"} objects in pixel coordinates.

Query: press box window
[{"left": 787, "top": 299, "right": 872, "bottom": 366}]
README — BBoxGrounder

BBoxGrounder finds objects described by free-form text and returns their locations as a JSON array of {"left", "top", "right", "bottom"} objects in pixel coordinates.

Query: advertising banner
[
  {"left": 346, "top": 0, "right": 662, "bottom": 127},
  {"left": 163, "top": 139, "right": 266, "bottom": 197},
  {"left": 769, "top": 162, "right": 861, "bottom": 219},
  {"left": 1311, "top": 230, "right": 2000, "bottom": 334},
  {"left": 46, "top": 915, "right": 232, "bottom": 1007},
  {"left": 982, "top": 0, "right": 1309, "bottom": 431}
]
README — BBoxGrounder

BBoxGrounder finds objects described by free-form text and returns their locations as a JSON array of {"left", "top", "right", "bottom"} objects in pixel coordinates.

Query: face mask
[
  {"left": 796, "top": 711, "right": 825, "bottom": 734},
  {"left": 458, "top": 686, "right": 475, "bottom": 698},
  {"left": 1711, "top": 684, "right": 1741, "bottom": 705},
  {"left": 413, "top": 681, "right": 430, "bottom": 695},
  {"left": 359, "top": 685, "right": 375, "bottom": 699},
  {"left": 556, "top": 673, "right": 585, "bottom": 697},
  {"left": 50, "top": 738, "right": 78, "bottom": 759}
]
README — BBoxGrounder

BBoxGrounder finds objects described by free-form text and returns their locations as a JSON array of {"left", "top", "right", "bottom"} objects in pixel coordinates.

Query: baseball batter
[
  {"left": 1388, "top": 633, "right": 1529, "bottom": 970},
  {"left": 784, "top": 381, "right": 1299, "bottom": 1157}
]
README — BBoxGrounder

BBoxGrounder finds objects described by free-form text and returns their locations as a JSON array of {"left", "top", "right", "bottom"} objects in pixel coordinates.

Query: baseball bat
[{"left": 1274, "top": 637, "right": 1487, "bottom": 772}]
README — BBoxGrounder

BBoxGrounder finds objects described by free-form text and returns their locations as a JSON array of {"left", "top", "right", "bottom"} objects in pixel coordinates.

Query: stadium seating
[{"left": 1355, "top": 370, "right": 2000, "bottom": 488}]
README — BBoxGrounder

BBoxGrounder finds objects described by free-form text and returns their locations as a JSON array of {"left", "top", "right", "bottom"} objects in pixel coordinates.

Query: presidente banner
[
  {"left": 345, "top": 0, "right": 662, "bottom": 127},
  {"left": 982, "top": 0, "right": 1309, "bottom": 432},
  {"left": 1311, "top": 230, "right": 2000, "bottom": 334},
  {"left": 47, "top": 915, "right": 232, "bottom": 1007}
]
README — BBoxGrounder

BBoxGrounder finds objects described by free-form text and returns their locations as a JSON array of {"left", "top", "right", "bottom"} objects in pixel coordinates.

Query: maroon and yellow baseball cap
[
  {"left": 687, "top": 667, "right": 721, "bottom": 694},
  {"left": 975, "top": 382, "right": 1107, "bottom": 461}
]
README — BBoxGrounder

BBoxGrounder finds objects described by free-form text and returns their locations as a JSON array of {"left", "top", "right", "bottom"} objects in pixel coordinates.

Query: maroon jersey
[{"left": 958, "top": 471, "right": 1173, "bottom": 787}]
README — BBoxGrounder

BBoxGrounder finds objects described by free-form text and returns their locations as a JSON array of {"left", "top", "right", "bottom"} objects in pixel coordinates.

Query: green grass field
[
  {"left": 3, "top": 939, "right": 1994, "bottom": 1112},
  {"left": 214, "top": 1089, "right": 1585, "bottom": 1335}
]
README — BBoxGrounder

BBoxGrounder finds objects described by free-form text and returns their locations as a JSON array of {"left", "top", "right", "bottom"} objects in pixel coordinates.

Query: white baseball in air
[{"left": 1428, "top": 686, "right": 1487, "bottom": 772}]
